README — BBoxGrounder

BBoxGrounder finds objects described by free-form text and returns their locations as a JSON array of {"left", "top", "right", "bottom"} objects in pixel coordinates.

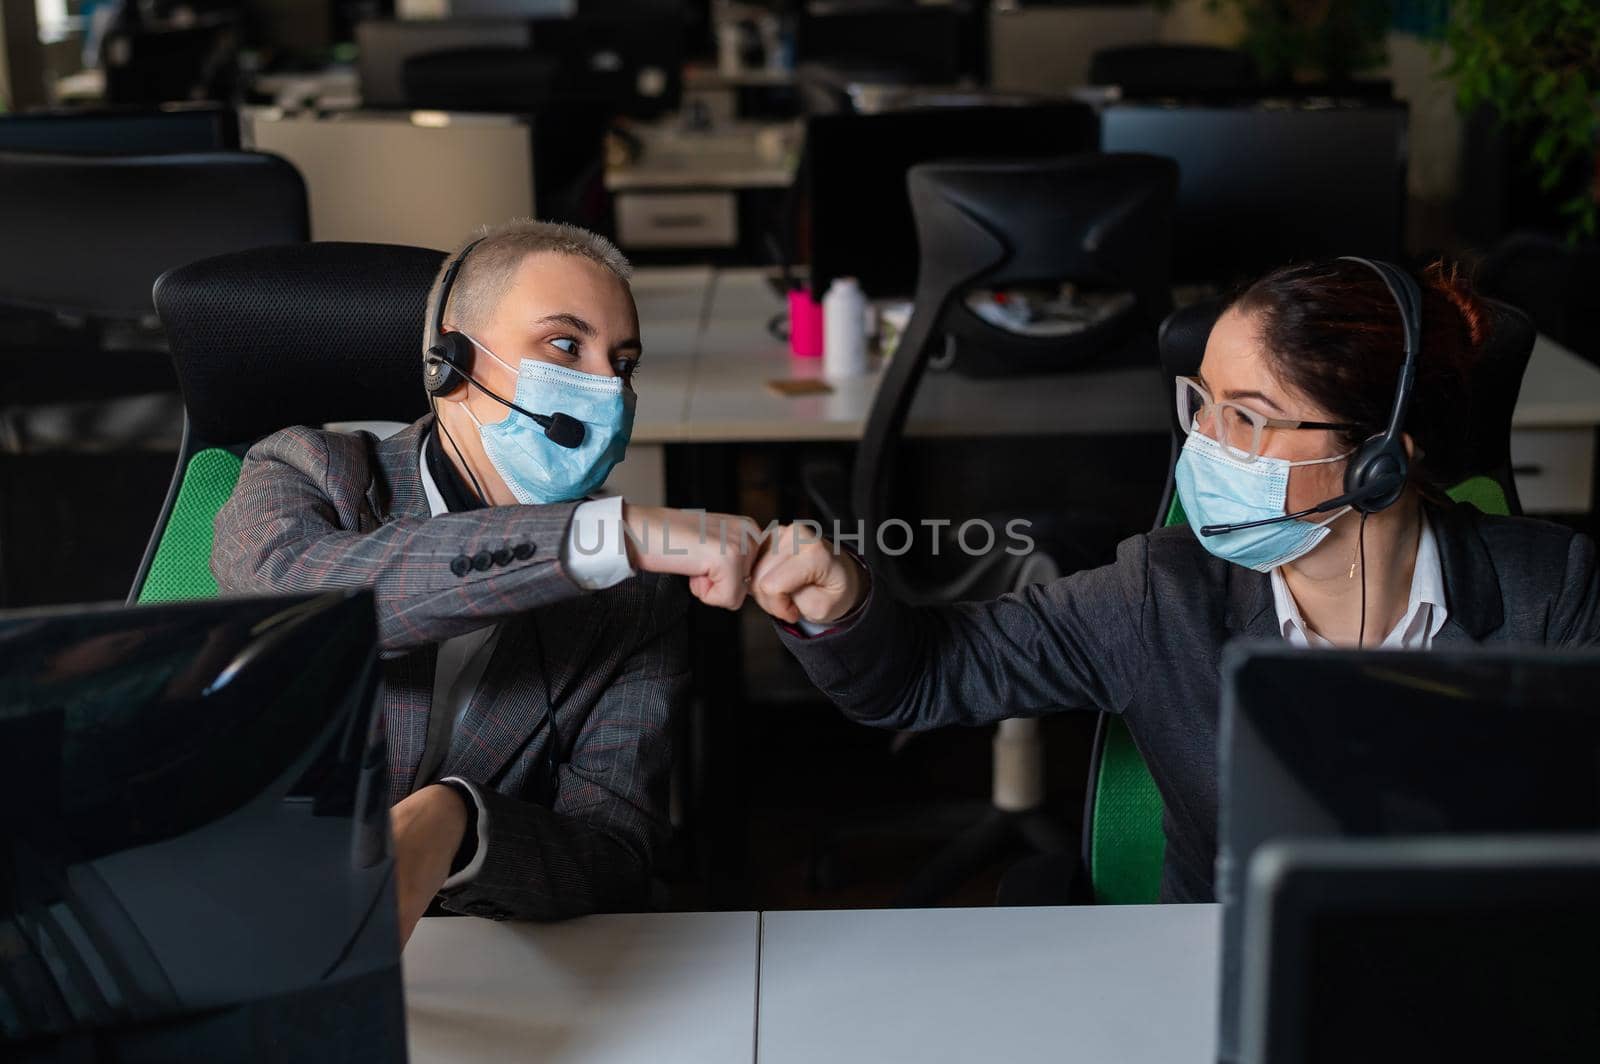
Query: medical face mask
[
  {"left": 1174, "top": 430, "right": 1352, "bottom": 573},
  {"left": 458, "top": 336, "right": 635, "bottom": 504}
]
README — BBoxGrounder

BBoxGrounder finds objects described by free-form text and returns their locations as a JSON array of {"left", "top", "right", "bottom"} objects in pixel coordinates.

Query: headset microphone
[
  {"left": 1198, "top": 481, "right": 1395, "bottom": 537},
  {"left": 541, "top": 412, "right": 586, "bottom": 448},
  {"left": 422, "top": 238, "right": 588, "bottom": 450}
]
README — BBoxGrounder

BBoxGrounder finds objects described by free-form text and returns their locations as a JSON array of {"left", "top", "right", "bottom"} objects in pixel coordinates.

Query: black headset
[
  {"left": 422, "top": 238, "right": 587, "bottom": 449},
  {"left": 1199, "top": 256, "right": 1421, "bottom": 537}
]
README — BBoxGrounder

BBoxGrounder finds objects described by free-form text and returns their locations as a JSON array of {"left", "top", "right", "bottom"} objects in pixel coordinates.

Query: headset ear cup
[
  {"left": 1344, "top": 435, "right": 1408, "bottom": 514},
  {"left": 423, "top": 332, "right": 476, "bottom": 397}
]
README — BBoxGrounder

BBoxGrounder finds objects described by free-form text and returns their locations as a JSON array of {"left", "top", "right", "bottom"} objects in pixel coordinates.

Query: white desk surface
[
  {"left": 630, "top": 266, "right": 713, "bottom": 444},
  {"left": 403, "top": 910, "right": 760, "bottom": 1064},
  {"left": 756, "top": 903, "right": 1221, "bottom": 1064},
  {"left": 629, "top": 266, "right": 1600, "bottom": 445},
  {"left": 1514, "top": 335, "right": 1600, "bottom": 428}
]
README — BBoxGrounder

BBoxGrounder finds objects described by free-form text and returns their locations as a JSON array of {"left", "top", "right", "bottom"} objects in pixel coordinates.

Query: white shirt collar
[
  {"left": 1270, "top": 513, "right": 1448, "bottom": 649},
  {"left": 419, "top": 431, "right": 448, "bottom": 518}
]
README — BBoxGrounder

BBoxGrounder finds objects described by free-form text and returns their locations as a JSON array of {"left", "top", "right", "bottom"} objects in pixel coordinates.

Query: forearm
[
  {"left": 215, "top": 502, "right": 586, "bottom": 653},
  {"left": 775, "top": 575, "right": 947, "bottom": 729},
  {"left": 776, "top": 544, "right": 1145, "bottom": 729},
  {"left": 437, "top": 787, "right": 652, "bottom": 921}
]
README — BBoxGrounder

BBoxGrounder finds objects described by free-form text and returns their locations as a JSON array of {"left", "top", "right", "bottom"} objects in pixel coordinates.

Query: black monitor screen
[
  {"left": 1215, "top": 646, "right": 1600, "bottom": 1064},
  {"left": 1308, "top": 902, "right": 1600, "bottom": 1061},
  {"left": 1101, "top": 103, "right": 1406, "bottom": 285},
  {"left": 806, "top": 103, "right": 1099, "bottom": 299},
  {"left": 796, "top": 3, "right": 982, "bottom": 85},
  {"left": 1246, "top": 841, "right": 1600, "bottom": 1064},
  {"left": 0, "top": 591, "right": 403, "bottom": 1061},
  {"left": 0, "top": 105, "right": 238, "bottom": 154}
]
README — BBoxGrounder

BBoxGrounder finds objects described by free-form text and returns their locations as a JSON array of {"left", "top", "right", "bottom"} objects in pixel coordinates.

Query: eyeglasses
[{"left": 1176, "top": 376, "right": 1355, "bottom": 463}]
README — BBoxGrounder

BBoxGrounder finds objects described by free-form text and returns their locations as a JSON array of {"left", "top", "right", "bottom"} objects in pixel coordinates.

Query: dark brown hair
[{"left": 1229, "top": 258, "right": 1491, "bottom": 486}]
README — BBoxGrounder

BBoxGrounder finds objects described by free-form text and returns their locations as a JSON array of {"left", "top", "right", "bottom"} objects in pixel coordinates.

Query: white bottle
[{"left": 823, "top": 277, "right": 868, "bottom": 379}]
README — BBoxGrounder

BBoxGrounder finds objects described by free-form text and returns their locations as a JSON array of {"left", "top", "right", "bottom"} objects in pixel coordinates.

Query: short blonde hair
[{"left": 423, "top": 218, "right": 632, "bottom": 350}]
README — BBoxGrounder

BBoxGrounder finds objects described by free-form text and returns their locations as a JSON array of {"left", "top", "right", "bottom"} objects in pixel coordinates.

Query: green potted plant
[
  {"left": 1444, "top": 0, "right": 1600, "bottom": 242},
  {"left": 1158, "top": 0, "right": 1392, "bottom": 83}
]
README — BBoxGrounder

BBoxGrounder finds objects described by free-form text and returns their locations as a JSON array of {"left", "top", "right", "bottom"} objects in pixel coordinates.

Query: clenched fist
[
  {"left": 749, "top": 524, "right": 867, "bottom": 625},
  {"left": 623, "top": 504, "right": 763, "bottom": 610}
]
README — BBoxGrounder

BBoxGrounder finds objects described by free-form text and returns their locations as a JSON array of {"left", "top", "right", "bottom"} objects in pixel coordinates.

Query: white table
[
  {"left": 757, "top": 904, "right": 1221, "bottom": 1064},
  {"left": 403, "top": 911, "right": 760, "bottom": 1064}
]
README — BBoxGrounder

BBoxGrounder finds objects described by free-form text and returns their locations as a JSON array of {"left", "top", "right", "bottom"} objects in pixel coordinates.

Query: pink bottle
[{"left": 788, "top": 289, "right": 824, "bottom": 358}]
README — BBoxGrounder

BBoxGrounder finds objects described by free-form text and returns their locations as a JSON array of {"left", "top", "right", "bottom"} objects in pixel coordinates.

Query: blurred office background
[{"left": 0, "top": 0, "right": 1596, "bottom": 912}]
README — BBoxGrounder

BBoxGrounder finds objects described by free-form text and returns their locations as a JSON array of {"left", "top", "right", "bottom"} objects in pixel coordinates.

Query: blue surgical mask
[
  {"left": 1174, "top": 431, "right": 1351, "bottom": 573},
  {"left": 458, "top": 335, "right": 635, "bottom": 504}
]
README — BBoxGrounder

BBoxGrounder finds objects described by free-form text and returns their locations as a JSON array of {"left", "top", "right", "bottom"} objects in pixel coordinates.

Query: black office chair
[
  {"left": 0, "top": 150, "right": 306, "bottom": 606},
  {"left": 806, "top": 153, "right": 1177, "bottom": 904},
  {"left": 130, "top": 241, "right": 441, "bottom": 605},
  {"left": 1088, "top": 44, "right": 1258, "bottom": 97},
  {"left": 1478, "top": 231, "right": 1600, "bottom": 370},
  {"left": 853, "top": 154, "right": 1177, "bottom": 589},
  {"left": 0, "top": 150, "right": 307, "bottom": 406}
]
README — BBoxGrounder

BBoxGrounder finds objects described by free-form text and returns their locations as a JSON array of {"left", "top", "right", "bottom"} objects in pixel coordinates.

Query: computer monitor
[
  {"left": 357, "top": 15, "right": 682, "bottom": 117},
  {"left": 0, "top": 590, "right": 404, "bottom": 1062},
  {"left": 356, "top": 18, "right": 533, "bottom": 109},
  {"left": 0, "top": 104, "right": 239, "bottom": 154},
  {"left": 1100, "top": 102, "right": 1407, "bottom": 285},
  {"left": 804, "top": 102, "right": 1099, "bottom": 299},
  {"left": 1238, "top": 835, "right": 1600, "bottom": 1064},
  {"left": 1215, "top": 645, "right": 1600, "bottom": 1064},
  {"left": 101, "top": 19, "right": 241, "bottom": 106},
  {"left": 796, "top": 0, "right": 984, "bottom": 86}
]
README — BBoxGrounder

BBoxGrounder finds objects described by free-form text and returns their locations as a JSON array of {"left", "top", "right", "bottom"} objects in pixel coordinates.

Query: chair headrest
[
  {"left": 154, "top": 242, "right": 446, "bottom": 447},
  {"left": 906, "top": 152, "right": 1178, "bottom": 293},
  {"left": 0, "top": 151, "right": 306, "bottom": 319}
]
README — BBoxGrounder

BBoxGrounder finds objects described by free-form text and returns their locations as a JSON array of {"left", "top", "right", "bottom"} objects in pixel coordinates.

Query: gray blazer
[
  {"left": 213, "top": 417, "right": 687, "bottom": 921},
  {"left": 778, "top": 501, "right": 1600, "bottom": 902}
]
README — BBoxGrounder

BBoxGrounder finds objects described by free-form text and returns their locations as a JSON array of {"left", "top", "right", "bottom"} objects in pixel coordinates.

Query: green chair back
[
  {"left": 1085, "top": 476, "right": 1510, "bottom": 904},
  {"left": 133, "top": 448, "right": 244, "bottom": 604}
]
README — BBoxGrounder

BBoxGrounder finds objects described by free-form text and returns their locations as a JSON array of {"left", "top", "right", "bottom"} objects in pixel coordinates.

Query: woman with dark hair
[{"left": 747, "top": 257, "right": 1600, "bottom": 903}]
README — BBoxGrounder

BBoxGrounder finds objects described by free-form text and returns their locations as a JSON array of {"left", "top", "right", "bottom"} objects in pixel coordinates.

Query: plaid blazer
[{"left": 212, "top": 416, "right": 687, "bottom": 921}]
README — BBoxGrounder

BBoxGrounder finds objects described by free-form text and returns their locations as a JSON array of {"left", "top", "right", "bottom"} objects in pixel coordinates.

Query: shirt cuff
[
  {"left": 561, "top": 495, "right": 635, "bottom": 591},
  {"left": 438, "top": 777, "right": 490, "bottom": 891}
]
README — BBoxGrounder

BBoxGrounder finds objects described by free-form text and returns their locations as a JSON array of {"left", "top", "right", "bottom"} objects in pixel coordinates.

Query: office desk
[
  {"left": 607, "top": 125, "right": 797, "bottom": 257},
  {"left": 685, "top": 270, "right": 1172, "bottom": 442},
  {"left": 403, "top": 910, "right": 760, "bottom": 1064},
  {"left": 757, "top": 904, "right": 1221, "bottom": 1064},
  {"left": 606, "top": 124, "right": 798, "bottom": 193},
  {"left": 632, "top": 266, "right": 1600, "bottom": 511}
]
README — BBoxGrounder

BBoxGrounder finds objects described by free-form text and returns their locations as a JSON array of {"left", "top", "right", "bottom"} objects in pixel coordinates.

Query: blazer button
[
  {"left": 513, "top": 543, "right": 535, "bottom": 560},
  {"left": 492, "top": 547, "right": 513, "bottom": 567},
  {"left": 450, "top": 555, "right": 471, "bottom": 577},
  {"left": 472, "top": 550, "right": 493, "bottom": 571}
]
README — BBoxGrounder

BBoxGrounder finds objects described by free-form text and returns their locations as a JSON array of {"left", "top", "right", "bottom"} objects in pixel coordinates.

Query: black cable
[
  {"left": 1357, "top": 512, "right": 1369, "bottom": 649},
  {"left": 429, "top": 395, "right": 488, "bottom": 505}
]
